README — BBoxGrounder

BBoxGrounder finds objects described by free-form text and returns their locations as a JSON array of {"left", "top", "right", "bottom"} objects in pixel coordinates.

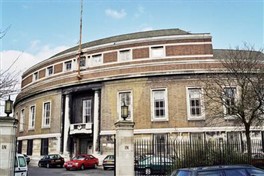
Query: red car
[{"left": 64, "top": 154, "right": 99, "bottom": 170}]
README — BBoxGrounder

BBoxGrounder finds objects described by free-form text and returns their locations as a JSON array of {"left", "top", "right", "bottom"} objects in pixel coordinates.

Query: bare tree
[
  {"left": 202, "top": 43, "right": 264, "bottom": 160},
  {"left": 0, "top": 25, "right": 11, "bottom": 39},
  {"left": 0, "top": 25, "right": 20, "bottom": 99},
  {"left": 0, "top": 60, "right": 20, "bottom": 99}
]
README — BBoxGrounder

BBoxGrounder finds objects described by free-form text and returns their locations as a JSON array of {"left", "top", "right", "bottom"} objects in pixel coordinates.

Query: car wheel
[
  {"left": 47, "top": 163, "right": 50, "bottom": 168},
  {"left": 81, "top": 164, "right": 85, "bottom": 170},
  {"left": 145, "top": 168, "right": 151, "bottom": 175},
  {"left": 38, "top": 163, "right": 41, "bottom": 167}
]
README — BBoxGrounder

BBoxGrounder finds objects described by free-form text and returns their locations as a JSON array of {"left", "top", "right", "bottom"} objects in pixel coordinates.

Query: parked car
[
  {"left": 252, "top": 153, "right": 264, "bottom": 168},
  {"left": 15, "top": 153, "right": 28, "bottom": 176},
  {"left": 64, "top": 154, "right": 99, "bottom": 170},
  {"left": 103, "top": 155, "right": 115, "bottom": 170},
  {"left": 23, "top": 154, "right": 30, "bottom": 164},
  {"left": 38, "top": 154, "right": 65, "bottom": 168},
  {"left": 170, "top": 165, "right": 264, "bottom": 176},
  {"left": 135, "top": 155, "right": 174, "bottom": 175}
]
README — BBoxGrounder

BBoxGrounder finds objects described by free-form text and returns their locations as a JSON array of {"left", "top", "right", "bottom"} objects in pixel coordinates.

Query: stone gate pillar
[
  {"left": 115, "top": 121, "right": 135, "bottom": 176},
  {"left": 0, "top": 117, "right": 18, "bottom": 176}
]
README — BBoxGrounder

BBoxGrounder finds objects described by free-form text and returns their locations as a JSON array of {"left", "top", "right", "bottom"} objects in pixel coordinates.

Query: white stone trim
[
  {"left": 63, "top": 94, "right": 70, "bottom": 155},
  {"left": 186, "top": 87, "right": 205, "bottom": 120},
  {"left": 93, "top": 90, "right": 100, "bottom": 153},
  {"left": 22, "top": 40, "right": 213, "bottom": 86},
  {"left": 100, "top": 126, "right": 264, "bottom": 135},
  {"left": 28, "top": 104, "right": 36, "bottom": 130},
  {"left": 21, "top": 53, "right": 214, "bottom": 90},
  {"left": 42, "top": 100, "right": 51, "bottom": 128},
  {"left": 17, "top": 133, "right": 61, "bottom": 140},
  {"left": 151, "top": 88, "right": 169, "bottom": 121},
  {"left": 81, "top": 34, "right": 212, "bottom": 55}
]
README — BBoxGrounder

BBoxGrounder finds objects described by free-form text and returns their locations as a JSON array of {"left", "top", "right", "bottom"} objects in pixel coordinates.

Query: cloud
[
  {"left": 34, "top": 45, "right": 69, "bottom": 61},
  {"left": 0, "top": 44, "right": 69, "bottom": 76},
  {"left": 0, "top": 50, "right": 38, "bottom": 75},
  {"left": 105, "top": 9, "right": 127, "bottom": 19}
]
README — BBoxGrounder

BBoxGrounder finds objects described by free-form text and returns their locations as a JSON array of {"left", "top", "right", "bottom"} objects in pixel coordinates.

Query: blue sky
[{"left": 1, "top": 0, "right": 263, "bottom": 73}]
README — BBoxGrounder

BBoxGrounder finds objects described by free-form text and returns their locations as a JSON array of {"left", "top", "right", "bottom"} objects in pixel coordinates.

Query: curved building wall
[
  {"left": 14, "top": 29, "right": 263, "bottom": 158},
  {"left": 15, "top": 90, "right": 62, "bottom": 155}
]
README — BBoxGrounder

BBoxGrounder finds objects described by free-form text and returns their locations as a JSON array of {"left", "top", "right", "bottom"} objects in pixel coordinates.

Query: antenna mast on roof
[{"left": 77, "top": 0, "right": 83, "bottom": 79}]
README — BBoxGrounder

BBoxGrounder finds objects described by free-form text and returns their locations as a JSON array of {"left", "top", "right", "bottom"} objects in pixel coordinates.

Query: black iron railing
[{"left": 134, "top": 139, "right": 263, "bottom": 175}]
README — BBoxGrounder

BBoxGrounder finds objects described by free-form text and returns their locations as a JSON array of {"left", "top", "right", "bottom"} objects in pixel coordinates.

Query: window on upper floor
[
  {"left": 79, "top": 56, "right": 86, "bottom": 67},
  {"left": 82, "top": 99, "right": 92, "bottom": 123},
  {"left": 119, "top": 49, "right": 131, "bottom": 62},
  {"left": 118, "top": 91, "right": 132, "bottom": 121},
  {"left": 42, "top": 102, "right": 51, "bottom": 128},
  {"left": 151, "top": 89, "right": 168, "bottom": 121},
  {"left": 91, "top": 54, "right": 102, "bottom": 66},
  {"left": 46, "top": 66, "right": 53, "bottom": 76},
  {"left": 29, "top": 105, "right": 35, "bottom": 130},
  {"left": 64, "top": 61, "right": 72, "bottom": 71},
  {"left": 33, "top": 72, "right": 38, "bottom": 81},
  {"left": 151, "top": 46, "right": 164, "bottom": 58},
  {"left": 187, "top": 87, "right": 204, "bottom": 120},
  {"left": 20, "top": 109, "right": 24, "bottom": 132},
  {"left": 223, "top": 87, "right": 237, "bottom": 118}
]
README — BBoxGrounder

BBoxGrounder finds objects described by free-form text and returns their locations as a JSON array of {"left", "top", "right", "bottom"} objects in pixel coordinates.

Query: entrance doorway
[{"left": 79, "top": 139, "right": 93, "bottom": 154}]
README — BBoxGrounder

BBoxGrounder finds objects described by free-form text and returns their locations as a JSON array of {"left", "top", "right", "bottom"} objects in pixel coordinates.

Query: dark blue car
[{"left": 170, "top": 165, "right": 264, "bottom": 176}]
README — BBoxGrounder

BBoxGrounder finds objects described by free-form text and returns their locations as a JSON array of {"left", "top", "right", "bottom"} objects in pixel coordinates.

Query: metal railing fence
[{"left": 134, "top": 139, "right": 262, "bottom": 175}]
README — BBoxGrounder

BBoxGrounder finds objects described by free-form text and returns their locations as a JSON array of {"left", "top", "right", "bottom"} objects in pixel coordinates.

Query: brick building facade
[{"left": 14, "top": 29, "right": 263, "bottom": 158}]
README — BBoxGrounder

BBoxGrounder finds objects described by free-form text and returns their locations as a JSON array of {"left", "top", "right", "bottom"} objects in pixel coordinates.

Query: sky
[{"left": 0, "top": 0, "right": 263, "bottom": 78}]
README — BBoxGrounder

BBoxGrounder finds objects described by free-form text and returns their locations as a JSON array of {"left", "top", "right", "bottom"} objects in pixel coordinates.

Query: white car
[{"left": 15, "top": 153, "right": 28, "bottom": 176}]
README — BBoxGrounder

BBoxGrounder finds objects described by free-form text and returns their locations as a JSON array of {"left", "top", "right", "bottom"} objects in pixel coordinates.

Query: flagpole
[{"left": 77, "top": 0, "right": 83, "bottom": 79}]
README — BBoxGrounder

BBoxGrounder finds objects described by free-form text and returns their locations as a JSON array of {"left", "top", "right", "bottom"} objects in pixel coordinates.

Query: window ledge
[
  {"left": 41, "top": 126, "right": 50, "bottom": 129},
  {"left": 188, "top": 117, "right": 205, "bottom": 121},
  {"left": 151, "top": 118, "right": 169, "bottom": 122},
  {"left": 28, "top": 128, "right": 35, "bottom": 131}
]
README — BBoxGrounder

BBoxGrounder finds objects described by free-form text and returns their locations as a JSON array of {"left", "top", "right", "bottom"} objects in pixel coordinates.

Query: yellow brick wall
[
  {"left": 101, "top": 76, "right": 206, "bottom": 131},
  {"left": 15, "top": 90, "right": 62, "bottom": 136}
]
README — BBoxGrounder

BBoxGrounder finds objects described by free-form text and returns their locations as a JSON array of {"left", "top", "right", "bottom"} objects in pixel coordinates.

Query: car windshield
[
  {"left": 49, "top": 155, "right": 56, "bottom": 159},
  {"left": 73, "top": 156, "right": 85, "bottom": 160},
  {"left": 106, "top": 155, "right": 114, "bottom": 160},
  {"left": 18, "top": 156, "right": 27, "bottom": 167},
  {"left": 139, "top": 156, "right": 172, "bottom": 164}
]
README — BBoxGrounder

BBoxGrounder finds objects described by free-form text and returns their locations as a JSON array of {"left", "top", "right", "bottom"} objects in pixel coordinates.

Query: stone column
[
  {"left": 63, "top": 94, "right": 70, "bottom": 157},
  {"left": 93, "top": 90, "right": 99, "bottom": 153},
  {"left": 0, "top": 117, "right": 18, "bottom": 176},
  {"left": 115, "top": 121, "right": 135, "bottom": 176}
]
